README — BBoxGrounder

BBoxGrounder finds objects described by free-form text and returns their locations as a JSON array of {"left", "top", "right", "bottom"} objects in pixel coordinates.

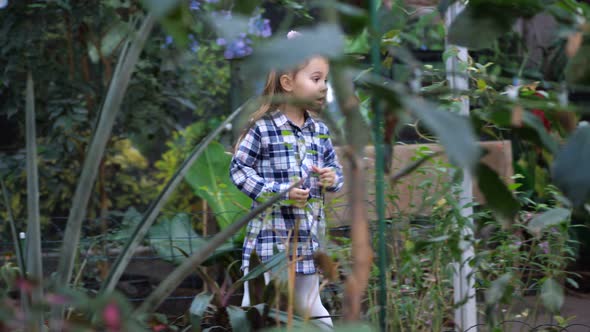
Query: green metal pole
[{"left": 369, "top": 0, "right": 387, "bottom": 331}]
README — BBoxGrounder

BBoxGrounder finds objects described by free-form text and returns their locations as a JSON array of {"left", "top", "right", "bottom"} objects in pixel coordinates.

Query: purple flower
[
  {"left": 190, "top": 40, "right": 200, "bottom": 52},
  {"left": 0, "top": 0, "right": 8, "bottom": 9},
  {"left": 222, "top": 35, "right": 253, "bottom": 59},
  {"left": 216, "top": 38, "right": 227, "bottom": 46},
  {"left": 248, "top": 14, "right": 272, "bottom": 38},
  {"left": 189, "top": 0, "right": 200, "bottom": 11},
  {"left": 538, "top": 241, "right": 549, "bottom": 254},
  {"left": 161, "top": 35, "right": 174, "bottom": 49}
]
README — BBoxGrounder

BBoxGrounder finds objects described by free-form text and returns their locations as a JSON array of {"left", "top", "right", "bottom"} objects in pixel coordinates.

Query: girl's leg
[
  {"left": 241, "top": 267, "right": 271, "bottom": 307},
  {"left": 294, "top": 274, "right": 333, "bottom": 329}
]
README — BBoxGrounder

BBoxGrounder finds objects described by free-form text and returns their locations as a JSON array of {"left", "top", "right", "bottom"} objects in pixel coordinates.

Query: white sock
[
  {"left": 241, "top": 270, "right": 333, "bottom": 329},
  {"left": 294, "top": 274, "right": 333, "bottom": 329}
]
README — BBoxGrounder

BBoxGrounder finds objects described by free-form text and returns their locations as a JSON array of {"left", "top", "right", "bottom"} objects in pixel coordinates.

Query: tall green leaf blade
[
  {"left": 476, "top": 163, "right": 520, "bottom": 226},
  {"left": 527, "top": 208, "right": 571, "bottom": 238},
  {"left": 101, "top": 101, "right": 251, "bottom": 295},
  {"left": 552, "top": 126, "right": 590, "bottom": 207},
  {"left": 358, "top": 73, "right": 480, "bottom": 170},
  {"left": 238, "top": 251, "right": 287, "bottom": 283},
  {"left": 25, "top": 72, "right": 44, "bottom": 331},
  {"left": 52, "top": 15, "right": 155, "bottom": 323},
  {"left": 185, "top": 141, "right": 251, "bottom": 233},
  {"left": 134, "top": 180, "right": 302, "bottom": 314},
  {"left": 404, "top": 97, "right": 481, "bottom": 171},
  {"left": 541, "top": 278, "right": 564, "bottom": 313}
]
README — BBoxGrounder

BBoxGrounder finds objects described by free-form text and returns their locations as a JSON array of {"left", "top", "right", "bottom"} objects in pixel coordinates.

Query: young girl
[{"left": 229, "top": 37, "right": 343, "bottom": 328}]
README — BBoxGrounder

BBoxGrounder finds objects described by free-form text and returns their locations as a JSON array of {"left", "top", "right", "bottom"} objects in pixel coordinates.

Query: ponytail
[{"left": 234, "top": 69, "right": 285, "bottom": 150}]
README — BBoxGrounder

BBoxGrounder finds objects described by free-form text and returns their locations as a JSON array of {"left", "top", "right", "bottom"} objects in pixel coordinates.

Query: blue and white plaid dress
[{"left": 230, "top": 110, "right": 344, "bottom": 275}]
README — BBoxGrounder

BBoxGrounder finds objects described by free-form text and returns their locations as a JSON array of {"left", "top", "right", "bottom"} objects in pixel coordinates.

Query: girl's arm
[
  {"left": 322, "top": 128, "right": 344, "bottom": 192},
  {"left": 230, "top": 126, "right": 291, "bottom": 202}
]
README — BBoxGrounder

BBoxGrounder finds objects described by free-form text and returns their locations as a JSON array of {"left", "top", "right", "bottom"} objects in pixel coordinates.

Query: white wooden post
[{"left": 445, "top": 3, "right": 478, "bottom": 331}]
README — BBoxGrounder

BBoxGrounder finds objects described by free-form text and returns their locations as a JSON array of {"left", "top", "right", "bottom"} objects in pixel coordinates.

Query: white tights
[{"left": 241, "top": 269, "right": 333, "bottom": 329}]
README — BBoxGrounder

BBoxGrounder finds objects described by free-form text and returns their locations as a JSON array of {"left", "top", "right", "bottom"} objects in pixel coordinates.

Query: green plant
[
  {"left": 185, "top": 140, "right": 252, "bottom": 240},
  {"left": 474, "top": 186, "right": 577, "bottom": 328},
  {"left": 365, "top": 148, "right": 463, "bottom": 331}
]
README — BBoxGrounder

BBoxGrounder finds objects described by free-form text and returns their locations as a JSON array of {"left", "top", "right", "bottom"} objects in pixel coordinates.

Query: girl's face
[{"left": 282, "top": 56, "right": 329, "bottom": 111}]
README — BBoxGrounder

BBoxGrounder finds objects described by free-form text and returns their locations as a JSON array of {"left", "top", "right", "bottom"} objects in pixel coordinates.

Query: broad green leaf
[
  {"left": 485, "top": 273, "right": 513, "bottom": 305},
  {"left": 527, "top": 208, "right": 570, "bottom": 237},
  {"left": 447, "top": 6, "right": 513, "bottom": 50},
  {"left": 312, "top": 2, "right": 367, "bottom": 35},
  {"left": 242, "top": 23, "right": 345, "bottom": 78},
  {"left": 141, "top": 0, "right": 181, "bottom": 18},
  {"left": 189, "top": 292, "right": 213, "bottom": 329},
  {"left": 541, "top": 278, "right": 564, "bottom": 313},
  {"left": 448, "top": 0, "right": 545, "bottom": 49},
  {"left": 160, "top": 5, "right": 193, "bottom": 48},
  {"left": 148, "top": 213, "right": 206, "bottom": 264},
  {"left": 208, "top": 12, "right": 251, "bottom": 42},
  {"left": 135, "top": 181, "right": 300, "bottom": 314},
  {"left": 185, "top": 141, "right": 252, "bottom": 239},
  {"left": 552, "top": 126, "right": 590, "bottom": 206},
  {"left": 565, "top": 43, "right": 590, "bottom": 85},
  {"left": 345, "top": 29, "right": 370, "bottom": 54},
  {"left": 108, "top": 207, "right": 143, "bottom": 243},
  {"left": 476, "top": 163, "right": 520, "bottom": 226},
  {"left": 522, "top": 111, "right": 559, "bottom": 154},
  {"left": 233, "top": 0, "right": 261, "bottom": 15},
  {"left": 404, "top": 97, "right": 481, "bottom": 171},
  {"left": 227, "top": 305, "right": 252, "bottom": 332}
]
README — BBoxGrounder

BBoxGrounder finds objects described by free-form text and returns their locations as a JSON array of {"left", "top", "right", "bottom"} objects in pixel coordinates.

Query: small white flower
[
  {"left": 503, "top": 85, "right": 519, "bottom": 101},
  {"left": 287, "top": 30, "right": 301, "bottom": 39},
  {"left": 0, "top": 0, "right": 8, "bottom": 9},
  {"left": 224, "top": 123, "right": 232, "bottom": 131}
]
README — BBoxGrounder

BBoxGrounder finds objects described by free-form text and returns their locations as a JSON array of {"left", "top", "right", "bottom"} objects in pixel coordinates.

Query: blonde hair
[{"left": 234, "top": 64, "right": 308, "bottom": 149}]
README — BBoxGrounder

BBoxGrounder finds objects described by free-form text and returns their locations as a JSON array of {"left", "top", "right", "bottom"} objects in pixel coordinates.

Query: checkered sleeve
[
  {"left": 322, "top": 127, "right": 344, "bottom": 192},
  {"left": 230, "top": 126, "right": 291, "bottom": 201}
]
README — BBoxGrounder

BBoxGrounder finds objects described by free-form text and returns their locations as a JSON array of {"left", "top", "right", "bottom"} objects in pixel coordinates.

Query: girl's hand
[
  {"left": 311, "top": 166, "right": 336, "bottom": 188},
  {"left": 288, "top": 187, "right": 310, "bottom": 208}
]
